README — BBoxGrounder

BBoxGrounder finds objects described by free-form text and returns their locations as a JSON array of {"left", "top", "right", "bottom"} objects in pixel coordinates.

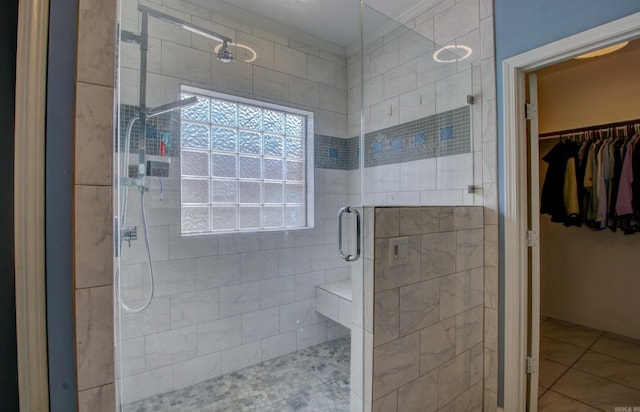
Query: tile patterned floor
[
  {"left": 123, "top": 335, "right": 350, "bottom": 412},
  {"left": 538, "top": 318, "right": 640, "bottom": 411}
]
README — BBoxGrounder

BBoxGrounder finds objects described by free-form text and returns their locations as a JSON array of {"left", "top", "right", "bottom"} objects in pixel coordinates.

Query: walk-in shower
[{"left": 114, "top": 0, "right": 476, "bottom": 410}]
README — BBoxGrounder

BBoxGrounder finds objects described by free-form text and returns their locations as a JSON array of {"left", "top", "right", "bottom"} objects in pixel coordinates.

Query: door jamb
[
  {"left": 14, "top": 0, "right": 50, "bottom": 410},
  {"left": 502, "top": 12, "right": 640, "bottom": 411}
]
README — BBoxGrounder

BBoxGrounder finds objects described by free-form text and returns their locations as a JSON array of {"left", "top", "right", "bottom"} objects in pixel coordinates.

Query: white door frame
[
  {"left": 14, "top": 0, "right": 50, "bottom": 410},
  {"left": 502, "top": 12, "right": 640, "bottom": 411}
]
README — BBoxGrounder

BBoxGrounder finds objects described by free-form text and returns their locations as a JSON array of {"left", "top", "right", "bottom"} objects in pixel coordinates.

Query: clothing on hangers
[{"left": 540, "top": 122, "right": 640, "bottom": 234}]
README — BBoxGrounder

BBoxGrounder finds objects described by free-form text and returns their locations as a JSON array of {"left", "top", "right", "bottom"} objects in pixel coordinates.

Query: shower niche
[{"left": 114, "top": 0, "right": 479, "bottom": 410}]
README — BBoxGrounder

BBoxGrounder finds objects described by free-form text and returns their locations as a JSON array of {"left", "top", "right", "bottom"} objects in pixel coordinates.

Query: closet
[{"left": 532, "top": 38, "right": 640, "bottom": 410}]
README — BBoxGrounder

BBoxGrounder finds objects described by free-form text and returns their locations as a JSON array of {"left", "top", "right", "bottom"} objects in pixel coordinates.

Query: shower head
[
  {"left": 146, "top": 96, "right": 198, "bottom": 118},
  {"left": 217, "top": 41, "right": 233, "bottom": 63}
]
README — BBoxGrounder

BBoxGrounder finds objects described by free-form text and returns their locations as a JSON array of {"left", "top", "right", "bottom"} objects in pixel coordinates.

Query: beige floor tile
[
  {"left": 538, "top": 390, "right": 602, "bottom": 411},
  {"left": 541, "top": 318, "right": 602, "bottom": 349},
  {"left": 591, "top": 333, "right": 640, "bottom": 365},
  {"left": 538, "top": 385, "right": 547, "bottom": 399},
  {"left": 573, "top": 351, "right": 640, "bottom": 391},
  {"left": 552, "top": 369, "right": 640, "bottom": 410},
  {"left": 540, "top": 336, "right": 587, "bottom": 366},
  {"left": 538, "top": 358, "right": 570, "bottom": 388}
]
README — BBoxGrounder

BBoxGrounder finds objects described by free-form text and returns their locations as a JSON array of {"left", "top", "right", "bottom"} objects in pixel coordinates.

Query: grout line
[
  {"left": 543, "top": 389, "right": 607, "bottom": 412},
  {"left": 540, "top": 324, "right": 640, "bottom": 411},
  {"left": 544, "top": 329, "right": 605, "bottom": 392}
]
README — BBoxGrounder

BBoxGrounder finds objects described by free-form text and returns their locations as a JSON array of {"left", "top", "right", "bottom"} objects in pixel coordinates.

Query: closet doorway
[
  {"left": 502, "top": 12, "right": 640, "bottom": 412},
  {"left": 530, "top": 37, "right": 640, "bottom": 411}
]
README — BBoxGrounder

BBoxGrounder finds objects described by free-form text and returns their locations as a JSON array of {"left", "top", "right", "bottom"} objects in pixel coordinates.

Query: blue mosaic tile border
[
  {"left": 314, "top": 106, "right": 471, "bottom": 170},
  {"left": 364, "top": 106, "right": 471, "bottom": 167},
  {"left": 119, "top": 104, "right": 470, "bottom": 171}
]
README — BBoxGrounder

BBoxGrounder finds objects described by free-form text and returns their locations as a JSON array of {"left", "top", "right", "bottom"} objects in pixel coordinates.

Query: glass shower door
[{"left": 114, "top": 0, "right": 366, "bottom": 410}]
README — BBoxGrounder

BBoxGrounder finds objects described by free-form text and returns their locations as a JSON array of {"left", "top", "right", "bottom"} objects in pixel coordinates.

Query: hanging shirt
[
  {"left": 597, "top": 140, "right": 610, "bottom": 228},
  {"left": 541, "top": 141, "right": 569, "bottom": 222},
  {"left": 616, "top": 138, "right": 636, "bottom": 216}
]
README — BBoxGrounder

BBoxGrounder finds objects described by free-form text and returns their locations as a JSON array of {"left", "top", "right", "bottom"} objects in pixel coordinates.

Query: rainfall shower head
[{"left": 216, "top": 41, "right": 233, "bottom": 63}]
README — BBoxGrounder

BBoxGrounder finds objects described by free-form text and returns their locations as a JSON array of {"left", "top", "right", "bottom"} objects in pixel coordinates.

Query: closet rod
[{"left": 538, "top": 118, "right": 640, "bottom": 140}]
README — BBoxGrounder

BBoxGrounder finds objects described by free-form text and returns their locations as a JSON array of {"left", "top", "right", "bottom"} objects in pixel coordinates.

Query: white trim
[
  {"left": 14, "top": 0, "right": 50, "bottom": 410},
  {"left": 527, "top": 73, "right": 540, "bottom": 412},
  {"left": 502, "top": 12, "right": 640, "bottom": 411}
]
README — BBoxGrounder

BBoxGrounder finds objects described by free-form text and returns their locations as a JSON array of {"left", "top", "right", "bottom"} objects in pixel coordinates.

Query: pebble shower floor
[{"left": 122, "top": 335, "right": 351, "bottom": 412}]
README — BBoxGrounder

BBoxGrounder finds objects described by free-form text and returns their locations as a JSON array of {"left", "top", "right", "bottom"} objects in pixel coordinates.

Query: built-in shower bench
[{"left": 315, "top": 280, "right": 352, "bottom": 329}]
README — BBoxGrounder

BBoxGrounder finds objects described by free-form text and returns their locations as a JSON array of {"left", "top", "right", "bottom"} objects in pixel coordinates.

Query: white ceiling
[{"left": 188, "top": 0, "right": 436, "bottom": 49}]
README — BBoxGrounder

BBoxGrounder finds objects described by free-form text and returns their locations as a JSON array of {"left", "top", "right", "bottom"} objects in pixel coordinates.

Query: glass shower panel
[
  {"left": 114, "top": 0, "right": 365, "bottom": 410},
  {"left": 360, "top": 4, "right": 475, "bottom": 207}
]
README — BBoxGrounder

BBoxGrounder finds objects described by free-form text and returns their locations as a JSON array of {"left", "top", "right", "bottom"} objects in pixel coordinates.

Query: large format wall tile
[
  {"left": 75, "top": 83, "right": 113, "bottom": 186},
  {"left": 372, "top": 206, "right": 484, "bottom": 409},
  {"left": 77, "top": 0, "right": 115, "bottom": 87},
  {"left": 373, "top": 332, "right": 421, "bottom": 398},
  {"left": 75, "top": 185, "right": 112, "bottom": 288},
  {"left": 78, "top": 383, "right": 115, "bottom": 412},
  {"left": 76, "top": 285, "right": 114, "bottom": 391}
]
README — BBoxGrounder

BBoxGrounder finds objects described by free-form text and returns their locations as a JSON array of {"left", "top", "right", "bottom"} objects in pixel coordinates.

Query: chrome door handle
[{"left": 337, "top": 206, "right": 361, "bottom": 262}]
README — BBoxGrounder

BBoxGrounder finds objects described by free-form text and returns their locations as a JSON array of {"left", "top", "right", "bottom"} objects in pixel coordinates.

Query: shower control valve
[{"left": 121, "top": 226, "right": 138, "bottom": 248}]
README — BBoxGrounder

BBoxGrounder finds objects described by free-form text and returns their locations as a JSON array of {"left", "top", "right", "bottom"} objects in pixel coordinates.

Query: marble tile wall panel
[
  {"left": 75, "top": 185, "right": 112, "bottom": 289},
  {"left": 374, "top": 289, "right": 400, "bottom": 347},
  {"left": 75, "top": 83, "right": 113, "bottom": 186},
  {"left": 261, "top": 331, "right": 298, "bottom": 361},
  {"left": 172, "top": 352, "right": 221, "bottom": 390},
  {"left": 398, "top": 278, "right": 440, "bottom": 336},
  {"left": 145, "top": 326, "right": 198, "bottom": 370},
  {"left": 77, "top": 0, "right": 115, "bottom": 87},
  {"left": 372, "top": 206, "right": 484, "bottom": 410},
  {"left": 297, "top": 322, "right": 328, "bottom": 349},
  {"left": 78, "top": 383, "right": 115, "bottom": 412},
  {"left": 397, "top": 369, "right": 439, "bottom": 411},
  {"left": 220, "top": 341, "right": 262, "bottom": 375},
  {"left": 76, "top": 285, "right": 114, "bottom": 391},
  {"left": 196, "top": 315, "right": 242, "bottom": 356},
  {"left": 373, "top": 332, "right": 421, "bottom": 398},
  {"left": 241, "top": 307, "right": 280, "bottom": 343},
  {"left": 170, "top": 288, "right": 220, "bottom": 329}
]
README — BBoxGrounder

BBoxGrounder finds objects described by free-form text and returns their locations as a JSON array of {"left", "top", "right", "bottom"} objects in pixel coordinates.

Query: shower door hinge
[
  {"left": 526, "top": 356, "right": 537, "bottom": 374},
  {"left": 525, "top": 103, "right": 538, "bottom": 120},
  {"left": 526, "top": 230, "right": 537, "bottom": 247}
]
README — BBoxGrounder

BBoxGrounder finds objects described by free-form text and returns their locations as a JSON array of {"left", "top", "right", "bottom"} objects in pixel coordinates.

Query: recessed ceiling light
[
  {"left": 433, "top": 45, "right": 472, "bottom": 63},
  {"left": 574, "top": 41, "right": 629, "bottom": 59}
]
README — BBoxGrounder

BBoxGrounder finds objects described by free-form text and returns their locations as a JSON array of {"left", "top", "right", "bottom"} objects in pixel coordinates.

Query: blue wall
[
  {"left": 47, "top": 0, "right": 79, "bottom": 410},
  {"left": 494, "top": 0, "right": 640, "bottom": 405}
]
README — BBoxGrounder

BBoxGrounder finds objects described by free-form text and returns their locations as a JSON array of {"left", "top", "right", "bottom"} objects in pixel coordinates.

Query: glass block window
[{"left": 180, "top": 86, "right": 314, "bottom": 235}]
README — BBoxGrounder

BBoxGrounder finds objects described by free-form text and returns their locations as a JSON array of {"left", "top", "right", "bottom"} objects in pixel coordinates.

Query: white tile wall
[
  {"left": 218, "top": 282, "right": 260, "bottom": 317},
  {"left": 275, "top": 44, "right": 308, "bottom": 78},
  {"left": 145, "top": 326, "right": 198, "bottom": 370},
  {"left": 170, "top": 288, "right": 219, "bottom": 329},
  {"left": 220, "top": 341, "right": 262, "bottom": 374},
  {"left": 261, "top": 331, "right": 297, "bottom": 361},
  {"left": 241, "top": 307, "right": 280, "bottom": 343},
  {"left": 172, "top": 352, "right": 221, "bottom": 390},
  {"left": 196, "top": 315, "right": 241, "bottom": 356}
]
